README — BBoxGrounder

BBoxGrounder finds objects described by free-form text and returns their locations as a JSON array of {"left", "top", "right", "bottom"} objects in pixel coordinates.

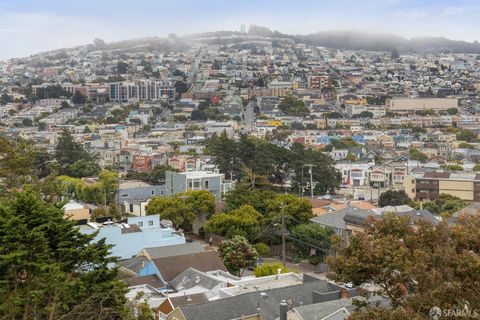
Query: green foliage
[
  {"left": 218, "top": 236, "right": 258, "bottom": 276},
  {"left": 291, "top": 224, "right": 334, "bottom": 265},
  {"left": 278, "top": 95, "right": 310, "bottom": 117},
  {"left": 378, "top": 190, "right": 411, "bottom": 207},
  {"left": 265, "top": 194, "right": 314, "bottom": 231},
  {"left": 253, "top": 262, "right": 289, "bottom": 277},
  {"left": 323, "top": 138, "right": 360, "bottom": 152},
  {"left": 474, "top": 164, "right": 480, "bottom": 172},
  {"left": 0, "top": 192, "right": 129, "bottom": 319},
  {"left": 204, "top": 205, "right": 261, "bottom": 242},
  {"left": 253, "top": 242, "right": 270, "bottom": 258},
  {"left": 55, "top": 129, "right": 99, "bottom": 176},
  {"left": 223, "top": 183, "right": 277, "bottom": 213},
  {"left": 207, "top": 134, "right": 340, "bottom": 194},
  {"left": 421, "top": 193, "right": 467, "bottom": 217},
  {"left": 447, "top": 107, "right": 458, "bottom": 115},
  {"left": 442, "top": 164, "right": 463, "bottom": 171},
  {"left": 456, "top": 129, "right": 479, "bottom": 142},
  {"left": 125, "top": 165, "right": 177, "bottom": 184},
  {"left": 344, "top": 153, "right": 357, "bottom": 162},
  {"left": 35, "top": 85, "right": 71, "bottom": 99},
  {"left": 327, "top": 213, "right": 480, "bottom": 317},
  {"left": 146, "top": 190, "right": 215, "bottom": 231},
  {"left": 117, "top": 61, "right": 129, "bottom": 74},
  {"left": 459, "top": 142, "right": 475, "bottom": 149},
  {"left": 408, "top": 147, "right": 428, "bottom": 163}
]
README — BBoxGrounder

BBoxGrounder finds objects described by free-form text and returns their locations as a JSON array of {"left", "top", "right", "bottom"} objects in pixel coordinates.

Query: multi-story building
[
  {"left": 307, "top": 75, "right": 332, "bottom": 89},
  {"left": 109, "top": 80, "right": 176, "bottom": 101},
  {"left": 404, "top": 172, "right": 480, "bottom": 202},
  {"left": 385, "top": 98, "right": 458, "bottom": 113},
  {"left": 164, "top": 170, "right": 234, "bottom": 198}
]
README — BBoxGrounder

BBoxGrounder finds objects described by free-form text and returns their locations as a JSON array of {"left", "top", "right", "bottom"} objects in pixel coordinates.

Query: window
[
  {"left": 205, "top": 180, "right": 209, "bottom": 189},
  {"left": 148, "top": 220, "right": 154, "bottom": 226},
  {"left": 151, "top": 189, "right": 155, "bottom": 195},
  {"left": 122, "top": 194, "right": 129, "bottom": 198},
  {"left": 129, "top": 204, "right": 134, "bottom": 212},
  {"left": 194, "top": 181, "right": 200, "bottom": 188},
  {"left": 138, "top": 222, "right": 143, "bottom": 227}
]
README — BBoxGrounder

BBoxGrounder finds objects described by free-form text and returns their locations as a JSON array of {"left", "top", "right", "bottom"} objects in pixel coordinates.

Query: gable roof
[
  {"left": 179, "top": 279, "right": 343, "bottom": 320},
  {"left": 142, "top": 242, "right": 206, "bottom": 260},
  {"left": 124, "top": 274, "right": 165, "bottom": 288},
  {"left": 170, "top": 267, "right": 223, "bottom": 291},
  {"left": 151, "top": 251, "right": 227, "bottom": 282}
]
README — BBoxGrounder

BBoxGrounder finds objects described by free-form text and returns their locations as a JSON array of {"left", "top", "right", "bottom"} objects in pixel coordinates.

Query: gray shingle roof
[
  {"left": 143, "top": 242, "right": 205, "bottom": 259},
  {"left": 170, "top": 267, "right": 223, "bottom": 291},
  {"left": 179, "top": 280, "right": 341, "bottom": 320}
]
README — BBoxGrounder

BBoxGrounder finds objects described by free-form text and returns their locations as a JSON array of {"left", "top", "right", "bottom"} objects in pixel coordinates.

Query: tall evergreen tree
[{"left": 0, "top": 192, "right": 129, "bottom": 319}]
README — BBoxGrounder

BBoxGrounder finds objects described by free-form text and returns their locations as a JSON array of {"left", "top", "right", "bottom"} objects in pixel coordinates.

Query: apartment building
[
  {"left": 385, "top": 98, "right": 458, "bottom": 113},
  {"left": 109, "top": 80, "right": 176, "bottom": 101},
  {"left": 307, "top": 75, "right": 332, "bottom": 89},
  {"left": 404, "top": 172, "right": 480, "bottom": 201},
  {"left": 164, "top": 170, "right": 234, "bottom": 198}
]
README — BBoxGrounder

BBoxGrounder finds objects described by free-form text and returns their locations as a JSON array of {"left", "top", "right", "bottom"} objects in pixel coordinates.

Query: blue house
[{"left": 79, "top": 215, "right": 185, "bottom": 259}]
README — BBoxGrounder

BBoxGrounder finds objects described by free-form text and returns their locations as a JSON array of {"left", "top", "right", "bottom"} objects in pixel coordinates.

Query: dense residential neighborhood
[{"left": 2, "top": 16, "right": 480, "bottom": 320}]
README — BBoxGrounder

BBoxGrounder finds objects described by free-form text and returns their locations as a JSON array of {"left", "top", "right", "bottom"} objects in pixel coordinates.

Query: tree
[
  {"left": 98, "top": 170, "right": 119, "bottom": 205},
  {"left": 291, "top": 224, "right": 334, "bottom": 265},
  {"left": 327, "top": 213, "right": 480, "bottom": 318},
  {"left": 344, "top": 153, "right": 357, "bottom": 162},
  {"left": 55, "top": 129, "right": 97, "bottom": 176},
  {"left": 265, "top": 194, "right": 314, "bottom": 231},
  {"left": 253, "top": 262, "right": 290, "bottom": 277},
  {"left": 378, "top": 190, "right": 411, "bottom": 207},
  {"left": 456, "top": 130, "right": 479, "bottom": 143},
  {"left": 278, "top": 95, "right": 310, "bottom": 117},
  {"left": 72, "top": 90, "right": 86, "bottom": 104},
  {"left": 117, "top": 61, "right": 129, "bottom": 74},
  {"left": 253, "top": 242, "right": 270, "bottom": 258},
  {"left": 146, "top": 190, "right": 215, "bottom": 231},
  {"left": 204, "top": 205, "right": 262, "bottom": 242},
  {"left": 71, "top": 159, "right": 101, "bottom": 178},
  {"left": 409, "top": 147, "right": 428, "bottom": 163},
  {"left": 447, "top": 107, "right": 458, "bottom": 115},
  {"left": 125, "top": 165, "right": 176, "bottom": 184},
  {"left": 0, "top": 192, "right": 129, "bottom": 319},
  {"left": 174, "top": 81, "right": 188, "bottom": 94},
  {"left": 218, "top": 236, "right": 258, "bottom": 276},
  {"left": 459, "top": 142, "right": 475, "bottom": 149}
]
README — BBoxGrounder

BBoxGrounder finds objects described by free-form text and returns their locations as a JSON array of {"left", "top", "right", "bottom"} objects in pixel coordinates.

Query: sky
[{"left": 0, "top": 0, "right": 479, "bottom": 59}]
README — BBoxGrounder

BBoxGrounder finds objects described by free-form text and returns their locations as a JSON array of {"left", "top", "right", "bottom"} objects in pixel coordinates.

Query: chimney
[
  {"left": 279, "top": 300, "right": 288, "bottom": 320},
  {"left": 340, "top": 288, "right": 349, "bottom": 299}
]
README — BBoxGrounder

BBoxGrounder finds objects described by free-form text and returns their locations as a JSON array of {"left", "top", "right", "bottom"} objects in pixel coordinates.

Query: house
[
  {"left": 137, "top": 242, "right": 206, "bottom": 261},
  {"left": 165, "top": 170, "right": 234, "bottom": 198},
  {"left": 138, "top": 251, "right": 227, "bottom": 283},
  {"left": 117, "top": 180, "right": 165, "bottom": 203},
  {"left": 176, "top": 276, "right": 357, "bottom": 320},
  {"left": 79, "top": 215, "right": 185, "bottom": 259},
  {"left": 63, "top": 200, "right": 90, "bottom": 221}
]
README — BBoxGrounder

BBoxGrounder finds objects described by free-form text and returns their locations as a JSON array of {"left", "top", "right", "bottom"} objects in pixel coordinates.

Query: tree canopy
[
  {"left": 378, "top": 190, "right": 411, "bottom": 207},
  {"left": 0, "top": 192, "right": 129, "bottom": 319},
  {"left": 218, "top": 236, "right": 258, "bottom": 276},
  {"left": 327, "top": 213, "right": 480, "bottom": 318}
]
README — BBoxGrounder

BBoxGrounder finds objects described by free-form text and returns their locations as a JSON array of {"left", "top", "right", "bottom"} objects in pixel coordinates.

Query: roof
[
  {"left": 152, "top": 251, "right": 227, "bottom": 282},
  {"left": 170, "top": 267, "right": 223, "bottom": 291},
  {"left": 453, "top": 202, "right": 480, "bottom": 217},
  {"left": 291, "top": 298, "right": 354, "bottom": 320},
  {"left": 170, "top": 292, "right": 209, "bottom": 308},
  {"left": 311, "top": 206, "right": 373, "bottom": 230},
  {"left": 124, "top": 274, "right": 165, "bottom": 288},
  {"left": 179, "top": 279, "right": 342, "bottom": 320},
  {"left": 423, "top": 172, "right": 451, "bottom": 179},
  {"left": 118, "top": 255, "right": 149, "bottom": 274},
  {"left": 143, "top": 242, "right": 205, "bottom": 260}
]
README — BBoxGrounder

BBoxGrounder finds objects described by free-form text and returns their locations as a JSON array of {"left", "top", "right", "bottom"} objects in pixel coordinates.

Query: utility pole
[
  {"left": 281, "top": 205, "right": 286, "bottom": 267},
  {"left": 303, "top": 164, "right": 316, "bottom": 198}
]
